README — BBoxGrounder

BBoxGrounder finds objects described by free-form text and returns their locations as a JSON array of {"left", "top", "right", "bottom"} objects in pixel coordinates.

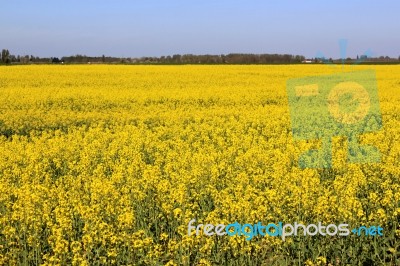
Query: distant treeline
[
  {"left": 1, "top": 48, "right": 399, "bottom": 65},
  {"left": 52, "top": 53, "right": 307, "bottom": 64}
]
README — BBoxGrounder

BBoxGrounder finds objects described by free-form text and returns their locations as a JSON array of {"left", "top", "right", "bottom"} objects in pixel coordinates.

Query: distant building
[{"left": 302, "top": 59, "right": 313, "bottom": 63}]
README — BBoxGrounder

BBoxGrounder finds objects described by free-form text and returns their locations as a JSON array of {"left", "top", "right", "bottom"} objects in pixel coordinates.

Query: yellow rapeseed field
[{"left": 0, "top": 65, "right": 399, "bottom": 265}]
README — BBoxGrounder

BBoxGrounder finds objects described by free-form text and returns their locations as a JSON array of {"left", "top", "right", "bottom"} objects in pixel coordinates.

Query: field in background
[{"left": 0, "top": 65, "right": 399, "bottom": 265}]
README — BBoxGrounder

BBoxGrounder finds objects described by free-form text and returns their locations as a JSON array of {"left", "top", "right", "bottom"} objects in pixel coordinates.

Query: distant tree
[
  {"left": 52, "top": 57, "right": 61, "bottom": 63},
  {"left": 21, "top": 55, "right": 30, "bottom": 64},
  {"left": 172, "top": 54, "right": 181, "bottom": 63},
  {"left": 220, "top": 54, "right": 226, "bottom": 63},
  {"left": 9, "top": 54, "right": 17, "bottom": 63},
  {"left": 294, "top": 55, "right": 304, "bottom": 63},
  {"left": 1, "top": 49, "right": 10, "bottom": 64}
]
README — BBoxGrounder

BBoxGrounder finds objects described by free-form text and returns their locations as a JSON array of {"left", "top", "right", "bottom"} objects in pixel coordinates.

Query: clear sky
[{"left": 1, "top": 0, "right": 399, "bottom": 58}]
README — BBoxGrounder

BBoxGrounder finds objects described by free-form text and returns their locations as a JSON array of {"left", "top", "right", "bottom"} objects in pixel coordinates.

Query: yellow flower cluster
[{"left": 0, "top": 65, "right": 399, "bottom": 265}]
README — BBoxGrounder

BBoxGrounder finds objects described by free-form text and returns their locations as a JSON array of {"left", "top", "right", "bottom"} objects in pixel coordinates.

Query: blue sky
[{"left": 1, "top": 0, "right": 399, "bottom": 58}]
